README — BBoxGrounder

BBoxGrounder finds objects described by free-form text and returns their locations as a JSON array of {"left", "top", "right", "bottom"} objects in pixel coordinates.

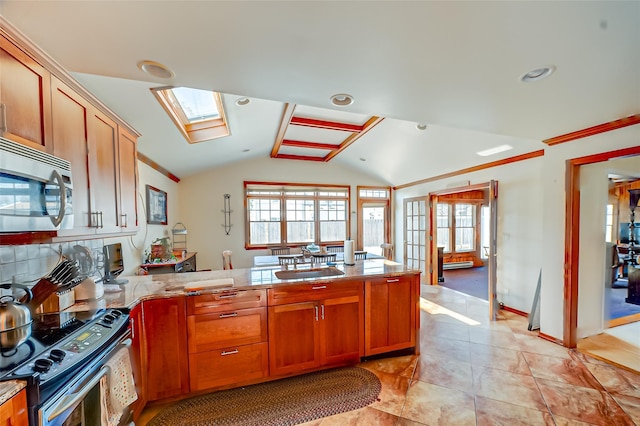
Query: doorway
[{"left": 357, "top": 187, "right": 390, "bottom": 256}]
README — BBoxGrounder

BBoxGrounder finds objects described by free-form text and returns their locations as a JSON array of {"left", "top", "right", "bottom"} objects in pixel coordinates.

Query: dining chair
[
  {"left": 222, "top": 250, "right": 233, "bottom": 270},
  {"left": 271, "top": 247, "right": 291, "bottom": 255},
  {"left": 278, "top": 255, "right": 298, "bottom": 266},
  {"left": 380, "top": 243, "right": 393, "bottom": 260},
  {"left": 326, "top": 245, "right": 344, "bottom": 253},
  {"left": 311, "top": 253, "right": 337, "bottom": 265},
  {"left": 354, "top": 251, "right": 367, "bottom": 260}
]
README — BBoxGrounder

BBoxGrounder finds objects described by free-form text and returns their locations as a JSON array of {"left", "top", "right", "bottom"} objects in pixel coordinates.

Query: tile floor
[{"left": 139, "top": 284, "right": 640, "bottom": 425}]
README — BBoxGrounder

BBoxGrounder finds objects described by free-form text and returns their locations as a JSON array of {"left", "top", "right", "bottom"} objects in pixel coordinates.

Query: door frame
[{"left": 427, "top": 181, "right": 499, "bottom": 320}]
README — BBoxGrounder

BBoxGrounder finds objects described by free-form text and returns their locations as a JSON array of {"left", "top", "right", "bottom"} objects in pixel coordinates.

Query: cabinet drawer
[
  {"left": 186, "top": 289, "right": 266, "bottom": 315},
  {"left": 268, "top": 280, "right": 363, "bottom": 306},
  {"left": 189, "top": 342, "right": 269, "bottom": 392},
  {"left": 187, "top": 307, "right": 267, "bottom": 353}
]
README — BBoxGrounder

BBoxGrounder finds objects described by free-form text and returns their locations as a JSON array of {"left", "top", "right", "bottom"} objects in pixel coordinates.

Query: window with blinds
[{"left": 245, "top": 182, "right": 349, "bottom": 248}]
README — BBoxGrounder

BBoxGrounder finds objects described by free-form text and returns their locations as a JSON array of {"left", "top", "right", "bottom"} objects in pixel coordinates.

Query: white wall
[
  {"left": 394, "top": 156, "right": 545, "bottom": 316},
  {"left": 178, "top": 157, "right": 388, "bottom": 270},
  {"left": 104, "top": 161, "right": 180, "bottom": 276}
]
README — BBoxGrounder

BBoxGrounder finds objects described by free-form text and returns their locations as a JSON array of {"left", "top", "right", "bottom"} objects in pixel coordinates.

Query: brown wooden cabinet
[
  {"left": 52, "top": 76, "right": 139, "bottom": 237},
  {"left": 129, "top": 303, "right": 147, "bottom": 421},
  {"left": 117, "top": 127, "right": 138, "bottom": 232},
  {"left": 0, "top": 24, "right": 140, "bottom": 243},
  {"left": 0, "top": 388, "right": 28, "bottom": 426},
  {"left": 267, "top": 280, "right": 363, "bottom": 377},
  {"left": 0, "top": 34, "right": 52, "bottom": 151},
  {"left": 186, "top": 289, "right": 268, "bottom": 392},
  {"left": 364, "top": 275, "right": 419, "bottom": 356},
  {"left": 142, "top": 297, "right": 189, "bottom": 401}
]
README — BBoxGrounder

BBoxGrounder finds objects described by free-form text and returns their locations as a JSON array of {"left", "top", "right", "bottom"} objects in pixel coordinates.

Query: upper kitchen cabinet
[
  {"left": 52, "top": 77, "right": 139, "bottom": 237},
  {"left": 0, "top": 19, "right": 140, "bottom": 242},
  {"left": 117, "top": 127, "right": 139, "bottom": 232},
  {"left": 0, "top": 34, "right": 53, "bottom": 152}
]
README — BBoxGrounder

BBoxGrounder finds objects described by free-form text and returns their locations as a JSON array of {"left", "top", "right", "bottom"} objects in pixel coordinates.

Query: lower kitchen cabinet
[
  {"left": 0, "top": 388, "right": 28, "bottom": 425},
  {"left": 186, "top": 289, "right": 268, "bottom": 392},
  {"left": 143, "top": 297, "right": 189, "bottom": 401},
  {"left": 364, "top": 275, "right": 420, "bottom": 356},
  {"left": 267, "top": 280, "right": 363, "bottom": 377},
  {"left": 129, "top": 303, "right": 147, "bottom": 420}
]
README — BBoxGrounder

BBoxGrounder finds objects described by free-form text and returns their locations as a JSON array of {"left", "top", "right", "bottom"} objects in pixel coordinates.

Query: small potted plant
[{"left": 150, "top": 237, "right": 172, "bottom": 261}]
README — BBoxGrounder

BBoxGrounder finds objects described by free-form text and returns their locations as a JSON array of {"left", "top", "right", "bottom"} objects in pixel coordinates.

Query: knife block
[{"left": 36, "top": 288, "right": 76, "bottom": 313}]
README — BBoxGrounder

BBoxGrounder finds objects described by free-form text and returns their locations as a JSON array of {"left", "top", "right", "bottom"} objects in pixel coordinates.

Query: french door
[{"left": 404, "top": 197, "right": 427, "bottom": 274}]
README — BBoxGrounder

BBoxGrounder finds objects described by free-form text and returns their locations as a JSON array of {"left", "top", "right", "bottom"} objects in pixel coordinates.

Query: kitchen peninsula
[{"left": 73, "top": 259, "right": 421, "bottom": 418}]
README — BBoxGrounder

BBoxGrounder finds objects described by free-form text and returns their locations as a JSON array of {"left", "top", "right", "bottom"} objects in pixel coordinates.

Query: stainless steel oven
[{"left": 0, "top": 309, "right": 132, "bottom": 426}]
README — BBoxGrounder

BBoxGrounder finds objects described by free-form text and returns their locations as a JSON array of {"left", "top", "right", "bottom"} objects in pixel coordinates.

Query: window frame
[
  {"left": 437, "top": 201, "right": 478, "bottom": 254},
  {"left": 245, "top": 181, "right": 350, "bottom": 249},
  {"left": 151, "top": 86, "right": 230, "bottom": 144}
]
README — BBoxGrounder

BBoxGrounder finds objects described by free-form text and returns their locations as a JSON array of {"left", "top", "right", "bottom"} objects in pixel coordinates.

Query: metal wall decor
[
  {"left": 222, "top": 194, "right": 233, "bottom": 235},
  {"left": 626, "top": 188, "right": 640, "bottom": 305}
]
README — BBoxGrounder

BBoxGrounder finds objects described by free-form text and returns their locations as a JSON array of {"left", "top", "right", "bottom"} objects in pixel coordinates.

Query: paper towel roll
[{"left": 344, "top": 239, "right": 355, "bottom": 265}]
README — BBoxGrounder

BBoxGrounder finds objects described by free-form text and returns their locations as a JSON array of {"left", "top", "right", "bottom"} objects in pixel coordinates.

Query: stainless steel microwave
[{"left": 0, "top": 137, "right": 73, "bottom": 232}]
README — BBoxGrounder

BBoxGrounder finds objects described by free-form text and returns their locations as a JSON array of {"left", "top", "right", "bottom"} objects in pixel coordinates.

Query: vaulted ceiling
[{"left": 1, "top": 1, "right": 638, "bottom": 186}]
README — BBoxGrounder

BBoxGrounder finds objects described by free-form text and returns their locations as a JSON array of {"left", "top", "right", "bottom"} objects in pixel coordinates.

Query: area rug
[{"left": 147, "top": 367, "right": 381, "bottom": 426}]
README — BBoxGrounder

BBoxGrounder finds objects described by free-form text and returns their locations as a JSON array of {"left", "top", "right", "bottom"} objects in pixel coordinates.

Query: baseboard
[
  {"left": 608, "top": 312, "right": 640, "bottom": 328},
  {"left": 442, "top": 261, "right": 474, "bottom": 270},
  {"left": 500, "top": 305, "right": 528, "bottom": 317}
]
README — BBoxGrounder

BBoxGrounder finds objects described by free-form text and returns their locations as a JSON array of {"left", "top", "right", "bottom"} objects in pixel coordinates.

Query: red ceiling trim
[
  {"left": 271, "top": 103, "right": 297, "bottom": 158},
  {"left": 543, "top": 114, "right": 640, "bottom": 146},
  {"left": 274, "top": 153, "right": 326, "bottom": 162},
  {"left": 323, "top": 116, "right": 384, "bottom": 162},
  {"left": 281, "top": 139, "right": 338, "bottom": 150},
  {"left": 289, "top": 116, "right": 364, "bottom": 132}
]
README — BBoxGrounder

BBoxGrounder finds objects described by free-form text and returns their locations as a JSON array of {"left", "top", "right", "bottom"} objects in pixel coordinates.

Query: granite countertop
[
  {"left": 66, "top": 259, "right": 420, "bottom": 312},
  {"left": 0, "top": 380, "right": 25, "bottom": 405}
]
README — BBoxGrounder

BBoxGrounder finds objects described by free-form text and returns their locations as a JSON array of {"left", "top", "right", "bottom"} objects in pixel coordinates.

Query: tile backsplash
[{"left": 0, "top": 239, "right": 104, "bottom": 293}]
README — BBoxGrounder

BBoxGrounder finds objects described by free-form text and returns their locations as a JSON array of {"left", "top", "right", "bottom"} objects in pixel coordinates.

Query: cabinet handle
[
  {"left": 130, "top": 317, "right": 134, "bottom": 340},
  {"left": 218, "top": 293, "right": 238, "bottom": 299},
  {"left": 321, "top": 304, "right": 325, "bottom": 320},
  {"left": 219, "top": 312, "right": 238, "bottom": 318},
  {"left": 311, "top": 285, "right": 327, "bottom": 290},
  {"left": 221, "top": 349, "right": 239, "bottom": 356},
  {"left": 121, "top": 213, "right": 128, "bottom": 228},
  {"left": 386, "top": 278, "right": 400, "bottom": 283},
  {"left": 314, "top": 305, "right": 319, "bottom": 321},
  {"left": 98, "top": 211, "right": 104, "bottom": 228},
  {"left": 0, "top": 103, "right": 6, "bottom": 133}
]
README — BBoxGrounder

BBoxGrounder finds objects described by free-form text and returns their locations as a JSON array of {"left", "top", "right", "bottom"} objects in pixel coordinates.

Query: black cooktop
[{"left": 0, "top": 309, "right": 105, "bottom": 378}]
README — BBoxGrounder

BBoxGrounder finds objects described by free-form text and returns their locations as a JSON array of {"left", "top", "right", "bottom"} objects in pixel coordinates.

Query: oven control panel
[{"left": 12, "top": 309, "right": 129, "bottom": 384}]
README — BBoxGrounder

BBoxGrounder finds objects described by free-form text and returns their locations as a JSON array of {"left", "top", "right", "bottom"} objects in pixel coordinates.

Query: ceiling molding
[
  {"left": 138, "top": 152, "right": 181, "bottom": 183},
  {"left": 543, "top": 114, "right": 640, "bottom": 146},
  {"left": 272, "top": 107, "right": 383, "bottom": 162},
  {"left": 394, "top": 150, "right": 545, "bottom": 190}
]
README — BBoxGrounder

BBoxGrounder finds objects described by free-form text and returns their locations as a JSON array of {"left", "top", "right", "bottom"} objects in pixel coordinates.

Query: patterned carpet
[{"left": 147, "top": 367, "right": 381, "bottom": 426}]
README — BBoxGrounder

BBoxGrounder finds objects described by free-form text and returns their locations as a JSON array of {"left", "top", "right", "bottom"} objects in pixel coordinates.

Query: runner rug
[{"left": 147, "top": 366, "right": 381, "bottom": 426}]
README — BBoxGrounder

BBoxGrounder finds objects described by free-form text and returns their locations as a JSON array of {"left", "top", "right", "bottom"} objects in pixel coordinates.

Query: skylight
[
  {"left": 151, "top": 86, "right": 229, "bottom": 143},
  {"left": 171, "top": 87, "right": 220, "bottom": 123}
]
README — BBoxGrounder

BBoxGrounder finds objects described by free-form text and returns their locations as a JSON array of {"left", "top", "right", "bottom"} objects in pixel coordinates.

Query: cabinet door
[
  {"left": 143, "top": 297, "right": 189, "bottom": 401},
  {"left": 117, "top": 127, "right": 138, "bottom": 232},
  {"left": 87, "top": 108, "right": 120, "bottom": 233},
  {"left": 0, "top": 36, "right": 52, "bottom": 151},
  {"left": 365, "top": 276, "right": 417, "bottom": 356},
  {"left": 51, "top": 76, "right": 92, "bottom": 232},
  {"left": 0, "top": 389, "right": 28, "bottom": 426},
  {"left": 321, "top": 294, "right": 363, "bottom": 366},
  {"left": 268, "top": 301, "right": 320, "bottom": 377},
  {"left": 129, "top": 304, "right": 147, "bottom": 420}
]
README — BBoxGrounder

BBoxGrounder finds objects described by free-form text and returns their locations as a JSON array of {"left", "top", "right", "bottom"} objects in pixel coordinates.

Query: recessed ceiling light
[
  {"left": 520, "top": 66, "right": 555, "bottom": 83},
  {"left": 137, "top": 60, "right": 175, "bottom": 79},
  {"left": 416, "top": 123, "right": 427, "bottom": 131},
  {"left": 236, "top": 98, "right": 250, "bottom": 106},
  {"left": 330, "top": 94, "right": 354, "bottom": 107},
  {"left": 476, "top": 144, "right": 513, "bottom": 157}
]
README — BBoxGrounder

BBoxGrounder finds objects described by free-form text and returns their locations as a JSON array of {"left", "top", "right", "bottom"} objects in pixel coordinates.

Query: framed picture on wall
[{"left": 146, "top": 185, "right": 168, "bottom": 225}]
